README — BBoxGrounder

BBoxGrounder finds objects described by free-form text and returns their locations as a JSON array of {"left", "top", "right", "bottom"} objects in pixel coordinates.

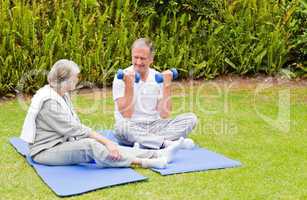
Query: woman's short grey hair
[
  {"left": 47, "top": 59, "right": 80, "bottom": 88},
  {"left": 132, "top": 38, "right": 155, "bottom": 58}
]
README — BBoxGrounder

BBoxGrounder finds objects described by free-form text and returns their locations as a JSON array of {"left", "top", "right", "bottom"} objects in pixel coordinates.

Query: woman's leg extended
[
  {"left": 33, "top": 138, "right": 134, "bottom": 168},
  {"left": 32, "top": 138, "right": 178, "bottom": 169}
]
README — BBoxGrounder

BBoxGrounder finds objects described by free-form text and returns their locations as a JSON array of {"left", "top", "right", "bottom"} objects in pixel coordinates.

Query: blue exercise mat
[
  {"left": 9, "top": 135, "right": 147, "bottom": 197},
  {"left": 151, "top": 147, "right": 242, "bottom": 175}
]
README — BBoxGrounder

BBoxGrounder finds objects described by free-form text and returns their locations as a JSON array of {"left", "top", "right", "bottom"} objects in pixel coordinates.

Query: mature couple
[{"left": 20, "top": 38, "right": 198, "bottom": 169}]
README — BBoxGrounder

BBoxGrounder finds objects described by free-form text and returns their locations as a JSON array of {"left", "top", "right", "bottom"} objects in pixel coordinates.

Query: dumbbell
[
  {"left": 117, "top": 69, "right": 141, "bottom": 83},
  {"left": 155, "top": 68, "right": 179, "bottom": 83}
]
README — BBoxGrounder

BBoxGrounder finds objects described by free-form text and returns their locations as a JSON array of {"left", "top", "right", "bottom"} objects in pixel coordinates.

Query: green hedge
[{"left": 0, "top": 0, "right": 306, "bottom": 96}]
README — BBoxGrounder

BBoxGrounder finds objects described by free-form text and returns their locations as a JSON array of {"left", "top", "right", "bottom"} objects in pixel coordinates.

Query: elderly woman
[{"left": 20, "top": 59, "right": 184, "bottom": 169}]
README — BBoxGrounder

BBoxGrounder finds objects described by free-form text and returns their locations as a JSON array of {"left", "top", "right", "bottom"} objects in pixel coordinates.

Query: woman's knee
[
  {"left": 82, "top": 138, "right": 107, "bottom": 152},
  {"left": 81, "top": 138, "right": 97, "bottom": 145}
]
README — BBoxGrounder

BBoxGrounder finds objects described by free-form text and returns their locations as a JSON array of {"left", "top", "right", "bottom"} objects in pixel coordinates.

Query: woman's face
[{"left": 66, "top": 73, "right": 79, "bottom": 91}]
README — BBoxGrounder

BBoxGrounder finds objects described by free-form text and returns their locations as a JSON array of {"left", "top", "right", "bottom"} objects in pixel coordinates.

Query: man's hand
[
  {"left": 105, "top": 141, "right": 122, "bottom": 161},
  {"left": 162, "top": 70, "right": 173, "bottom": 86},
  {"left": 124, "top": 70, "right": 135, "bottom": 87},
  {"left": 117, "top": 69, "right": 135, "bottom": 118},
  {"left": 157, "top": 70, "right": 173, "bottom": 118}
]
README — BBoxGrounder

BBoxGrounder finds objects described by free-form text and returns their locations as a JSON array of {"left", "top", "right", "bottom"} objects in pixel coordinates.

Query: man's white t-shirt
[{"left": 112, "top": 66, "right": 163, "bottom": 122}]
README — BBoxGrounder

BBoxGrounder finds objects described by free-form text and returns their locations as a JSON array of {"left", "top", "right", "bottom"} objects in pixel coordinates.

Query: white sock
[
  {"left": 157, "top": 137, "right": 183, "bottom": 162},
  {"left": 180, "top": 137, "right": 195, "bottom": 149},
  {"left": 141, "top": 157, "right": 167, "bottom": 169},
  {"left": 163, "top": 137, "right": 195, "bottom": 149},
  {"left": 133, "top": 142, "right": 140, "bottom": 149}
]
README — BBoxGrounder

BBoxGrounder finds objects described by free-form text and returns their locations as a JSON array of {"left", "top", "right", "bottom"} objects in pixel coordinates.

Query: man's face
[{"left": 132, "top": 47, "right": 153, "bottom": 74}]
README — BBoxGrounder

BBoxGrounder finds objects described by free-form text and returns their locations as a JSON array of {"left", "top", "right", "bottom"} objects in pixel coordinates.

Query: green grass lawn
[{"left": 1, "top": 80, "right": 306, "bottom": 200}]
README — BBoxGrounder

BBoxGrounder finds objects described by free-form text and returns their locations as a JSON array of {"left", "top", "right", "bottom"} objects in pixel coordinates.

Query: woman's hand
[
  {"left": 88, "top": 131, "right": 122, "bottom": 161},
  {"left": 105, "top": 141, "right": 122, "bottom": 161}
]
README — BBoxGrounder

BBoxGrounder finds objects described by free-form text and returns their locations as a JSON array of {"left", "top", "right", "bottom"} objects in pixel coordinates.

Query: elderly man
[
  {"left": 113, "top": 38, "right": 198, "bottom": 149},
  {"left": 20, "top": 59, "right": 183, "bottom": 169}
]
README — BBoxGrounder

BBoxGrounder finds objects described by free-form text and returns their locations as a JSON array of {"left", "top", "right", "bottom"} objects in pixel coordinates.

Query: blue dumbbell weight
[
  {"left": 117, "top": 69, "right": 141, "bottom": 83},
  {"left": 155, "top": 68, "right": 179, "bottom": 83}
]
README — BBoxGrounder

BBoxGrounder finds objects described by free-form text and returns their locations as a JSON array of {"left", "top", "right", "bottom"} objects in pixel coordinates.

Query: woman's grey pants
[
  {"left": 33, "top": 138, "right": 156, "bottom": 168},
  {"left": 114, "top": 112, "right": 198, "bottom": 149}
]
